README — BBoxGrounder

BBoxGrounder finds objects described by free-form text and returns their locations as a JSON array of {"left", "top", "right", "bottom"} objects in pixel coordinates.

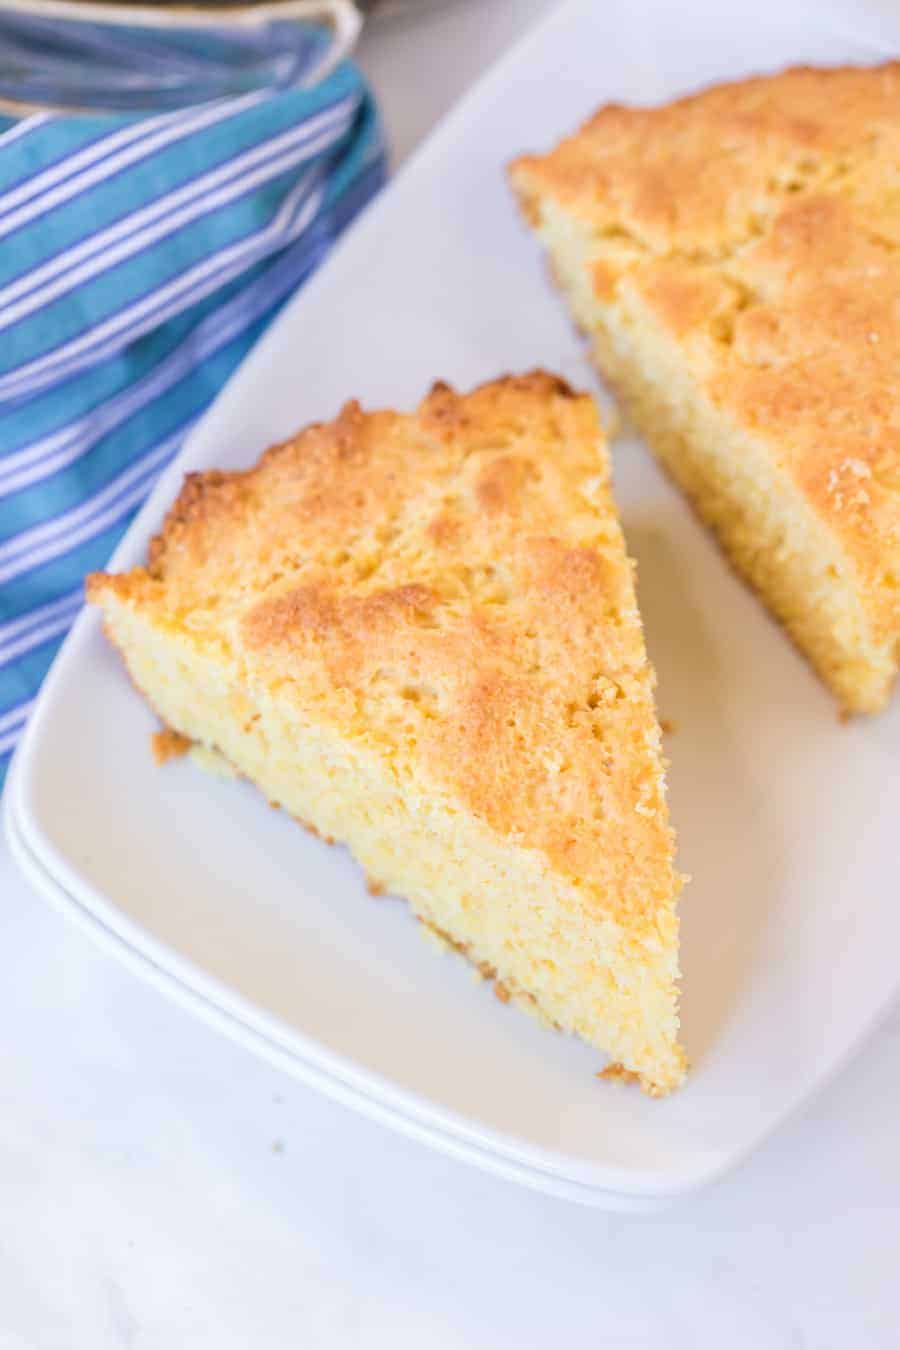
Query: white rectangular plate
[{"left": 8, "top": 0, "right": 900, "bottom": 1207}]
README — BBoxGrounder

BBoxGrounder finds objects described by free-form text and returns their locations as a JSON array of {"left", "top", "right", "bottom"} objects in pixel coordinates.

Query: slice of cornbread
[
  {"left": 87, "top": 372, "right": 685, "bottom": 1094},
  {"left": 510, "top": 64, "right": 900, "bottom": 713}
]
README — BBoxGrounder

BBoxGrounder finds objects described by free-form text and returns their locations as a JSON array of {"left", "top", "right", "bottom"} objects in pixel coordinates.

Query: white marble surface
[{"left": 2, "top": 4, "right": 899, "bottom": 1346}]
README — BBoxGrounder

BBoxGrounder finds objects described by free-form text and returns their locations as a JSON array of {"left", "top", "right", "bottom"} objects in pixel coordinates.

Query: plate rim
[{"left": 5, "top": 754, "right": 705, "bottom": 1210}]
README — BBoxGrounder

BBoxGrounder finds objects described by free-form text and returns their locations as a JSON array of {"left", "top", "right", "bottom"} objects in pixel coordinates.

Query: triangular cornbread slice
[
  {"left": 510, "top": 65, "right": 900, "bottom": 713},
  {"left": 87, "top": 373, "right": 685, "bottom": 1093}
]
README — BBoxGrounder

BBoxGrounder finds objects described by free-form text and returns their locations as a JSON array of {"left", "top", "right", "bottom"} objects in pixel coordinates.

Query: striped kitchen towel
[{"left": 0, "top": 62, "right": 386, "bottom": 782}]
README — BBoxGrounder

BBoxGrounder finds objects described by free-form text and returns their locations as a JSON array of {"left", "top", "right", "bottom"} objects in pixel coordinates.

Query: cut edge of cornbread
[
  {"left": 86, "top": 373, "right": 686, "bottom": 1095},
  {"left": 510, "top": 192, "right": 894, "bottom": 712},
  {"left": 509, "top": 72, "right": 900, "bottom": 715}
]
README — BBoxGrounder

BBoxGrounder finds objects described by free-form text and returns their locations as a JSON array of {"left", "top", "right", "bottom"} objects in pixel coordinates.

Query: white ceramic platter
[{"left": 8, "top": 0, "right": 900, "bottom": 1208}]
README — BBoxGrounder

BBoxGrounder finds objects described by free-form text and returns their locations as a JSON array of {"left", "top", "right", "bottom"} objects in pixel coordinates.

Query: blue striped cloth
[{"left": 0, "top": 62, "right": 386, "bottom": 782}]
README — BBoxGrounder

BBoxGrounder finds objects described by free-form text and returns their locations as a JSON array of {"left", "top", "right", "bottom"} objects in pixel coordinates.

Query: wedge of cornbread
[
  {"left": 87, "top": 372, "right": 685, "bottom": 1094},
  {"left": 510, "top": 64, "right": 900, "bottom": 713}
]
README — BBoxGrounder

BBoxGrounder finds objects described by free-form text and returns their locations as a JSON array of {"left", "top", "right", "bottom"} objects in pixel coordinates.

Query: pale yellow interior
[
  {"left": 100, "top": 595, "right": 685, "bottom": 1094},
  {"left": 533, "top": 199, "right": 897, "bottom": 714}
]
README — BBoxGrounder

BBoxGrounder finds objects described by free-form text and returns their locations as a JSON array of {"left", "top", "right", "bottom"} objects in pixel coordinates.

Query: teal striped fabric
[{"left": 0, "top": 62, "right": 385, "bottom": 780}]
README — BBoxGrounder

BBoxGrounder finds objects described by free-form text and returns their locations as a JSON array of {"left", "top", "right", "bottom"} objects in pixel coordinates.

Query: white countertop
[{"left": 3, "top": 4, "right": 899, "bottom": 1346}]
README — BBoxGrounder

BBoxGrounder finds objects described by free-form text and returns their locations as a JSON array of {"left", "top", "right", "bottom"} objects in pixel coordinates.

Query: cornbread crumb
[
  {"left": 86, "top": 372, "right": 685, "bottom": 1094},
  {"left": 596, "top": 1063, "right": 641, "bottom": 1086},
  {"left": 510, "top": 63, "right": 900, "bottom": 714},
  {"left": 151, "top": 727, "right": 191, "bottom": 765}
]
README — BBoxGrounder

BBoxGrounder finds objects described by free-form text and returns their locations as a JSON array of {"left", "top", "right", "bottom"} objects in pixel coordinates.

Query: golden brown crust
[
  {"left": 87, "top": 372, "right": 679, "bottom": 934},
  {"left": 510, "top": 64, "right": 900, "bottom": 653}
]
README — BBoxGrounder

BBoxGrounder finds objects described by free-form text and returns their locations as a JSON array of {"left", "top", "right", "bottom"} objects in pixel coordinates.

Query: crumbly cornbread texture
[
  {"left": 510, "top": 64, "right": 900, "bottom": 713},
  {"left": 87, "top": 372, "right": 685, "bottom": 1093}
]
